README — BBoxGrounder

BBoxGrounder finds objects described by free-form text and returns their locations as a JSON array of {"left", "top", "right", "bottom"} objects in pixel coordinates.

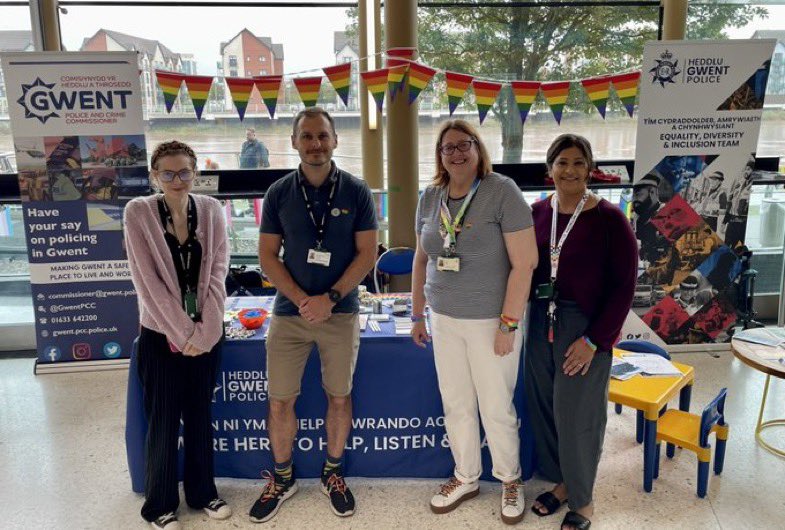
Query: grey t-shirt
[{"left": 416, "top": 172, "right": 534, "bottom": 319}]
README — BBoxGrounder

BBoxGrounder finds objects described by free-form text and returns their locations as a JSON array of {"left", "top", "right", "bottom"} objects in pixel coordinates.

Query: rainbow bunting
[
  {"left": 253, "top": 75, "right": 283, "bottom": 118},
  {"left": 610, "top": 71, "right": 641, "bottom": 117},
  {"left": 224, "top": 77, "right": 256, "bottom": 121},
  {"left": 510, "top": 81, "right": 541, "bottom": 124},
  {"left": 155, "top": 70, "right": 184, "bottom": 114},
  {"left": 541, "top": 81, "right": 571, "bottom": 124},
  {"left": 293, "top": 76, "right": 323, "bottom": 108},
  {"left": 407, "top": 62, "right": 437, "bottom": 104},
  {"left": 182, "top": 74, "right": 214, "bottom": 120},
  {"left": 386, "top": 48, "right": 416, "bottom": 98},
  {"left": 445, "top": 71, "right": 474, "bottom": 115},
  {"left": 386, "top": 63, "right": 409, "bottom": 101},
  {"left": 361, "top": 68, "right": 390, "bottom": 113},
  {"left": 580, "top": 76, "right": 612, "bottom": 119},
  {"left": 323, "top": 63, "right": 352, "bottom": 107},
  {"left": 472, "top": 80, "right": 503, "bottom": 124}
]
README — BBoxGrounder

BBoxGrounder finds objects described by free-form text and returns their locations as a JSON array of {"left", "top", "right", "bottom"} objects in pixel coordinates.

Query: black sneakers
[
  {"left": 249, "top": 470, "right": 299, "bottom": 523},
  {"left": 150, "top": 512, "right": 179, "bottom": 530},
  {"left": 321, "top": 466, "right": 355, "bottom": 517}
]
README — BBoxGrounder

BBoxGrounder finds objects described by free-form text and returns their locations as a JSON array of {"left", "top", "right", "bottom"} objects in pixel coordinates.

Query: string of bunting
[{"left": 154, "top": 48, "right": 641, "bottom": 124}]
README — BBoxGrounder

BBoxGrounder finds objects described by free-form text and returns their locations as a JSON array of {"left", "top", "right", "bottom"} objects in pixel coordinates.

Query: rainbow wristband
[
  {"left": 582, "top": 335, "right": 597, "bottom": 353},
  {"left": 411, "top": 314, "right": 425, "bottom": 323}
]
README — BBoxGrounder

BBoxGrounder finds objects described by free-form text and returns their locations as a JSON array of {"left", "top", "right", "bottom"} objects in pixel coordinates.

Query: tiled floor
[{"left": 1, "top": 350, "right": 784, "bottom": 529}]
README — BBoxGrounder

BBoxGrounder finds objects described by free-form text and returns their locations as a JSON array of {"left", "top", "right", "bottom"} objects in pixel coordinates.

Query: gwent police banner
[
  {"left": 1, "top": 52, "right": 149, "bottom": 369},
  {"left": 631, "top": 40, "right": 775, "bottom": 346}
]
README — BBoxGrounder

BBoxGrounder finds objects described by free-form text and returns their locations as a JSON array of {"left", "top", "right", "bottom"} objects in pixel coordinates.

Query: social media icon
[
  {"left": 72, "top": 343, "right": 91, "bottom": 360},
  {"left": 43, "top": 345, "right": 60, "bottom": 362},
  {"left": 38, "top": 306, "right": 46, "bottom": 313},
  {"left": 103, "top": 342, "right": 121, "bottom": 358}
]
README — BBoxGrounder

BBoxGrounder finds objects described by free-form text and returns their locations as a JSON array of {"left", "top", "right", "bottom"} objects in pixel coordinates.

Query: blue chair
[
  {"left": 614, "top": 340, "right": 673, "bottom": 444},
  {"left": 374, "top": 247, "right": 415, "bottom": 293},
  {"left": 654, "top": 388, "right": 729, "bottom": 497}
]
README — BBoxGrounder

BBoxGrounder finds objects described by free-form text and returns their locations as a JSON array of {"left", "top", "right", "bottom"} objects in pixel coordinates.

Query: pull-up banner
[
  {"left": 1, "top": 52, "right": 148, "bottom": 372},
  {"left": 631, "top": 40, "right": 775, "bottom": 346}
]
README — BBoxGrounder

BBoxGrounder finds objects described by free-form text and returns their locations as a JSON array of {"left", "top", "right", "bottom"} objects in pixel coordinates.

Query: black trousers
[{"left": 138, "top": 326, "right": 222, "bottom": 521}]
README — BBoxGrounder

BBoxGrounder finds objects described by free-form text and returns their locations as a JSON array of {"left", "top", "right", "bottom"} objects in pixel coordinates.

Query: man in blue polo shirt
[{"left": 250, "top": 107, "right": 378, "bottom": 524}]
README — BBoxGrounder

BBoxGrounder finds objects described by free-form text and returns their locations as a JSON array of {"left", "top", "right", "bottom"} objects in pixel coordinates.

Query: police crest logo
[{"left": 649, "top": 49, "right": 680, "bottom": 87}]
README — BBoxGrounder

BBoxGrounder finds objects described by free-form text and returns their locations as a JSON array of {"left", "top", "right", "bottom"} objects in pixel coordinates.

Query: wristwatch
[
  {"left": 499, "top": 321, "right": 518, "bottom": 334},
  {"left": 327, "top": 289, "right": 342, "bottom": 304}
]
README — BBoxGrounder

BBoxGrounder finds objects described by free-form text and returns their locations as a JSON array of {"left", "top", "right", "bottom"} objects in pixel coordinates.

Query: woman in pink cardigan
[{"left": 124, "top": 141, "right": 231, "bottom": 530}]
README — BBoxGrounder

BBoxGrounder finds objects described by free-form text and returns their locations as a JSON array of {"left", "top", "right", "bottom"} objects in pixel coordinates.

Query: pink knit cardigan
[{"left": 124, "top": 193, "right": 229, "bottom": 352}]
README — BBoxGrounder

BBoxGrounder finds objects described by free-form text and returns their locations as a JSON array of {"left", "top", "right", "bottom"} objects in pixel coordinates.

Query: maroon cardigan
[{"left": 124, "top": 193, "right": 229, "bottom": 352}]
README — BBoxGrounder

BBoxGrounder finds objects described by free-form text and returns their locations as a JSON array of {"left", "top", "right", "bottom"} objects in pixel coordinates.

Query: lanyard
[
  {"left": 161, "top": 196, "right": 196, "bottom": 291},
  {"left": 549, "top": 192, "right": 589, "bottom": 282},
  {"left": 299, "top": 171, "right": 338, "bottom": 250},
  {"left": 439, "top": 178, "right": 481, "bottom": 252}
]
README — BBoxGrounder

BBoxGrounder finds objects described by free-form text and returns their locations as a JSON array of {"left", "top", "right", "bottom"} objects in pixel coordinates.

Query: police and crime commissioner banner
[
  {"left": 630, "top": 40, "right": 775, "bottom": 346},
  {"left": 1, "top": 51, "right": 148, "bottom": 369}
]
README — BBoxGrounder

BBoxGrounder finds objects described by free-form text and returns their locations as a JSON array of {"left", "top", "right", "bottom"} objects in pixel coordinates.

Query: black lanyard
[
  {"left": 298, "top": 170, "right": 338, "bottom": 250},
  {"left": 160, "top": 195, "right": 197, "bottom": 291}
]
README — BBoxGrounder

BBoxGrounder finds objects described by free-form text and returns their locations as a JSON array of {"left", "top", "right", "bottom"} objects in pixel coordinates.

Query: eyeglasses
[
  {"left": 156, "top": 169, "right": 195, "bottom": 182},
  {"left": 438, "top": 139, "right": 475, "bottom": 156}
]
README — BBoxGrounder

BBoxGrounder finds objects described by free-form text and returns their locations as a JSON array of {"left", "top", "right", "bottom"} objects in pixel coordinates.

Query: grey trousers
[{"left": 524, "top": 299, "right": 612, "bottom": 510}]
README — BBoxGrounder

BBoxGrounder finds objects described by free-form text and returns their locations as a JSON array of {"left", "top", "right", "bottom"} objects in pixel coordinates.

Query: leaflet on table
[
  {"left": 622, "top": 353, "right": 682, "bottom": 377},
  {"left": 611, "top": 357, "right": 643, "bottom": 380},
  {"left": 733, "top": 327, "right": 785, "bottom": 348}
]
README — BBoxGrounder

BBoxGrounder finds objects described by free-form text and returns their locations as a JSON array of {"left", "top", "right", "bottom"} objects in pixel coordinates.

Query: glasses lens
[
  {"left": 159, "top": 171, "right": 175, "bottom": 182},
  {"left": 439, "top": 144, "right": 455, "bottom": 156},
  {"left": 178, "top": 170, "right": 195, "bottom": 182},
  {"left": 456, "top": 140, "right": 473, "bottom": 153}
]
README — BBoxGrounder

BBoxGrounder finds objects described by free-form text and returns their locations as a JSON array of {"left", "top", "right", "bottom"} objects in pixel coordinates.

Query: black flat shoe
[
  {"left": 531, "top": 491, "right": 567, "bottom": 517},
  {"left": 561, "top": 510, "right": 591, "bottom": 530}
]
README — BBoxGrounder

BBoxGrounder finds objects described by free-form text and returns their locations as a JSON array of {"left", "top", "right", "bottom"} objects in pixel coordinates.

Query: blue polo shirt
[{"left": 260, "top": 163, "right": 378, "bottom": 316}]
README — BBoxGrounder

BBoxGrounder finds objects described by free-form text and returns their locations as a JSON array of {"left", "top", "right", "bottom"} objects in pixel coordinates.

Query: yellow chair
[{"left": 654, "top": 388, "right": 729, "bottom": 498}]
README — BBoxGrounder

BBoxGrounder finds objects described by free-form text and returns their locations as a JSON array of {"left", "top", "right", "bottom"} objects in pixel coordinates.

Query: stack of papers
[
  {"left": 734, "top": 327, "right": 785, "bottom": 348},
  {"left": 359, "top": 314, "right": 369, "bottom": 331},
  {"left": 394, "top": 317, "right": 412, "bottom": 335},
  {"left": 623, "top": 353, "right": 682, "bottom": 377}
]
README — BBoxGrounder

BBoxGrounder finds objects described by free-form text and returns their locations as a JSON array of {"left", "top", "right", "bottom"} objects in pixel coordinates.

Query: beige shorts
[{"left": 266, "top": 313, "right": 360, "bottom": 400}]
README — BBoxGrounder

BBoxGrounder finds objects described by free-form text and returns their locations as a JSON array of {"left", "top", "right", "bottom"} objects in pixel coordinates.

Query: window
[
  {"left": 228, "top": 55, "right": 237, "bottom": 67},
  {"left": 246, "top": 56, "right": 250, "bottom": 61},
  {"left": 259, "top": 56, "right": 266, "bottom": 62},
  {"left": 260, "top": 69, "right": 267, "bottom": 75}
]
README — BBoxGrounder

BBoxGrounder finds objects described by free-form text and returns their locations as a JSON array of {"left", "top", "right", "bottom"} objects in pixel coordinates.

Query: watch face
[{"left": 329, "top": 290, "right": 340, "bottom": 302}]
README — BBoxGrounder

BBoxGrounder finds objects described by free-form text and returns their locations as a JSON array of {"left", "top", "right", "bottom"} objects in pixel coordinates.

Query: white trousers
[{"left": 430, "top": 311, "right": 523, "bottom": 483}]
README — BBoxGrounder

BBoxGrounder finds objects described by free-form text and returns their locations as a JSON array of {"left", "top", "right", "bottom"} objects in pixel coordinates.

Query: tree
[{"left": 347, "top": 2, "right": 766, "bottom": 162}]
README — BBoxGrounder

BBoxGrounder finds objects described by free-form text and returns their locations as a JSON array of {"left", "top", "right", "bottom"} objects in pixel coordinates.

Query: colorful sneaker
[
  {"left": 204, "top": 497, "right": 232, "bottom": 520},
  {"left": 429, "top": 477, "right": 479, "bottom": 514},
  {"left": 321, "top": 466, "right": 355, "bottom": 517},
  {"left": 501, "top": 480, "right": 525, "bottom": 525},
  {"left": 150, "top": 512, "right": 179, "bottom": 530},
  {"left": 249, "top": 470, "right": 298, "bottom": 523}
]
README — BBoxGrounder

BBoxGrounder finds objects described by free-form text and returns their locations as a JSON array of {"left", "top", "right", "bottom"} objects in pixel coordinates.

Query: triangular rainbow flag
[
  {"left": 386, "top": 47, "right": 416, "bottom": 98},
  {"left": 323, "top": 63, "right": 352, "bottom": 107},
  {"left": 254, "top": 75, "right": 283, "bottom": 118},
  {"left": 541, "top": 81, "right": 571, "bottom": 124},
  {"left": 445, "top": 72, "right": 474, "bottom": 115},
  {"left": 293, "top": 76, "right": 323, "bottom": 108},
  {"left": 224, "top": 77, "right": 256, "bottom": 121},
  {"left": 182, "top": 74, "right": 214, "bottom": 120},
  {"left": 407, "top": 62, "right": 437, "bottom": 105},
  {"left": 155, "top": 70, "right": 184, "bottom": 114},
  {"left": 472, "top": 80, "right": 503, "bottom": 124},
  {"left": 387, "top": 64, "right": 409, "bottom": 101},
  {"left": 510, "top": 81, "right": 540, "bottom": 124},
  {"left": 610, "top": 71, "right": 641, "bottom": 117},
  {"left": 361, "top": 68, "right": 390, "bottom": 113},
  {"left": 580, "top": 76, "right": 611, "bottom": 119}
]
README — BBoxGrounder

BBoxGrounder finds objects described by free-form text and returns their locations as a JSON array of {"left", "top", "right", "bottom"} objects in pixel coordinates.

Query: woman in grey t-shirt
[{"left": 410, "top": 119, "right": 537, "bottom": 525}]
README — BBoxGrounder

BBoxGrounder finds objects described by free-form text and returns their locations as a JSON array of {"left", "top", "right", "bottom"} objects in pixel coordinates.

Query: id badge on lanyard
[
  {"left": 307, "top": 248, "right": 332, "bottom": 267},
  {"left": 547, "top": 192, "right": 589, "bottom": 342},
  {"left": 437, "top": 179, "right": 480, "bottom": 272},
  {"left": 184, "top": 290, "right": 198, "bottom": 319},
  {"left": 301, "top": 172, "right": 338, "bottom": 268}
]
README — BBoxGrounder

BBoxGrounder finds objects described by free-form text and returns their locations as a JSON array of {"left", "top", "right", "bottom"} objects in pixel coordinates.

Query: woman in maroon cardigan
[
  {"left": 124, "top": 141, "right": 231, "bottom": 530},
  {"left": 525, "top": 134, "right": 637, "bottom": 530}
]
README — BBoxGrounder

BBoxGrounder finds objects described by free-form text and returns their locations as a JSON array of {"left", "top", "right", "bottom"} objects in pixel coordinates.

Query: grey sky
[{"left": 1, "top": 4, "right": 784, "bottom": 77}]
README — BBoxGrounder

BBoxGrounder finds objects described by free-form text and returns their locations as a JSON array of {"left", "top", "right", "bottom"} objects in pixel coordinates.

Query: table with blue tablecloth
[{"left": 125, "top": 296, "right": 534, "bottom": 493}]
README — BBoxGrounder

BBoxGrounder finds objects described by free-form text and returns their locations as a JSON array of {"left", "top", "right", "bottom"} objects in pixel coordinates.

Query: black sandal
[
  {"left": 561, "top": 510, "right": 591, "bottom": 530},
  {"left": 531, "top": 491, "right": 567, "bottom": 516}
]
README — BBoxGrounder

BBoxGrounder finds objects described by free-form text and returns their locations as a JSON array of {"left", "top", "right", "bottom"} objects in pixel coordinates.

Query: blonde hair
[{"left": 433, "top": 119, "right": 492, "bottom": 187}]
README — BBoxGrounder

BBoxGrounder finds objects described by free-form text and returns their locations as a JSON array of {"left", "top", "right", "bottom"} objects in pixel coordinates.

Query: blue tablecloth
[{"left": 126, "top": 297, "right": 534, "bottom": 493}]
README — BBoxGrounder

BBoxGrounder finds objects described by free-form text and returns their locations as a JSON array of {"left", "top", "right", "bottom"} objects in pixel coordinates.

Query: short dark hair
[
  {"left": 545, "top": 134, "right": 595, "bottom": 172},
  {"left": 292, "top": 107, "right": 336, "bottom": 137},
  {"left": 150, "top": 140, "right": 197, "bottom": 170}
]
